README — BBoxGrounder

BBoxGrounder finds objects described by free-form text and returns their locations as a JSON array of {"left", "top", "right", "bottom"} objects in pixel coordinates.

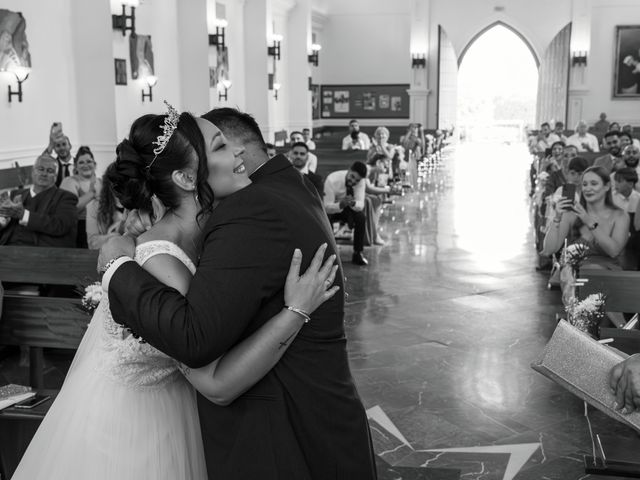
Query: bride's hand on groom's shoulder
[
  {"left": 97, "top": 235, "right": 136, "bottom": 273},
  {"left": 284, "top": 244, "right": 341, "bottom": 316},
  {"left": 124, "top": 209, "right": 153, "bottom": 237}
]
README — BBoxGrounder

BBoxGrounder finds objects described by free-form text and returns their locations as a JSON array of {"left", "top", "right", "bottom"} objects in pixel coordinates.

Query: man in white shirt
[
  {"left": 289, "top": 131, "right": 317, "bottom": 173},
  {"left": 323, "top": 161, "right": 368, "bottom": 265},
  {"left": 342, "top": 120, "right": 371, "bottom": 151},
  {"left": 566, "top": 120, "right": 600, "bottom": 153},
  {"left": 613, "top": 167, "right": 640, "bottom": 213},
  {"left": 553, "top": 121, "right": 568, "bottom": 143},
  {"left": 302, "top": 128, "right": 316, "bottom": 151},
  {"left": 528, "top": 122, "right": 560, "bottom": 154}
]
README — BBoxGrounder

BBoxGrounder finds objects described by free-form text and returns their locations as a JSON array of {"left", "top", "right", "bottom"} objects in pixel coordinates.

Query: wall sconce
[
  {"left": 141, "top": 75, "right": 157, "bottom": 102},
  {"left": 209, "top": 19, "right": 228, "bottom": 48},
  {"left": 411, "top": 53, "right": 426, "bottom": 69},
  {"left": 7, "top": 66, "right": 30, "bottom": 103},
  {"left": 268, "top": 34, "right": 283, "bottom": 61},
  {"left": 273, "top": 82, "right": 281, "bottom": 100},
  {"left": 217, "top": 79, "right": 232, "bottom": 101},
  {"left": 112, "top": 0, "right": 139, "bottom": 36},
  {"left": 572, "top": 51, "right": 587, "bottom": 67},
  {"left": 308, "top": 43, "right": 321, "bottom": 66}
]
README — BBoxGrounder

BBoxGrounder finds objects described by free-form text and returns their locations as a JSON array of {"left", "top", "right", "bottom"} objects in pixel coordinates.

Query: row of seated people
[{"left": 532, "top": 123, "right": 640, "bottom": 272}]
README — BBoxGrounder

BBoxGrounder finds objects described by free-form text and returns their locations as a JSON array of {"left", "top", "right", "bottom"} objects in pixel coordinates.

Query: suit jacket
[
  {"left": 305, "top": 170, "right": 324, "bottom": 198},
  {"left": 108, "top": 155, "right": 376, "bottom": 480},
  {"left": 0, "top": 187, "right": 78, "bottom": 247},
  {"left": 594, "top": 154, "right": 615, "bottom": 174}
]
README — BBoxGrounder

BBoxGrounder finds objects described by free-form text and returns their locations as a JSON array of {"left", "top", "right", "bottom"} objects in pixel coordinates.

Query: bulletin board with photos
[{"left": 320, "top": 84, "right": 410, "bottom": 119}]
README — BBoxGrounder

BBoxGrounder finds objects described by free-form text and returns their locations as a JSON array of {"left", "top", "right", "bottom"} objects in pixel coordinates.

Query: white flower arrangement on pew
[
  {"left": 565, "top": 293, "right": 606, "bottom": 338},
  {"left": 77, "top": 281, "right": 102, "bottom": 315},
  {"left": 561, "top": 242, "right": 590, "bottom": 270}
]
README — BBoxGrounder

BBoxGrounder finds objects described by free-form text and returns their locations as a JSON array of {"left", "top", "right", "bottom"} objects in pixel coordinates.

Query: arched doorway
[{"left": 455, "top": 23, "right": 539, "bottom": 143}]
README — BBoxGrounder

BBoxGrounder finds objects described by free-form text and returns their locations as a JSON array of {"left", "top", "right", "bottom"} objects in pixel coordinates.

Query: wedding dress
[{"left": 11, "top": 241, "right": 208, "bottom": 480}]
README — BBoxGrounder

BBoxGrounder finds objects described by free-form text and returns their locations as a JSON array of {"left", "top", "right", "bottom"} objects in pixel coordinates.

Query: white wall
[
  {"left": 0, "top": 0, "right": 79, "bottom": 168},
  {"left": 319, "top": 0, "right": 411, "bottom": 85},
  {"left": 586, "top": 0, "right": 640, "bottom": 125}
]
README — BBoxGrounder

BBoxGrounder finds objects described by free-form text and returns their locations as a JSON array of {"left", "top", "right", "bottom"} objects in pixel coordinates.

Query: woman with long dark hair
[
  {"left": 12, "top": 106, "right": 339, "bottom": 480},
  {"left": 543, "top": 166, "right": 629, "bottom": 269}
]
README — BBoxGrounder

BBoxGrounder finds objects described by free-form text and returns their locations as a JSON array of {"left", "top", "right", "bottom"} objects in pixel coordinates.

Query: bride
[{"left": 11, "top": 106, "right": 339, "bottom": 480}]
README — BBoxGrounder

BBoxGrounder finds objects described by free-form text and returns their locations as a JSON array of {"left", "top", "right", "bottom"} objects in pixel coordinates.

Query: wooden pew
[
  {"left": 0, "top": 246, "right": 99, "bottom": 388},
  {"left": 578, "top": 268, "right": 640, "bottom": 353}
]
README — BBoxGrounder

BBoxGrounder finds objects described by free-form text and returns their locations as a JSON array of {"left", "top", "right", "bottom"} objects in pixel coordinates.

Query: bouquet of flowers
[
  {"left": 561, "top": 242, "right": 590, "bottom": 270},
  {"left": 76, "top": 280, "right": 102, "bottom": 315},
  {"left": 565, "top": 293, "right": 606, "bottom": 338}
]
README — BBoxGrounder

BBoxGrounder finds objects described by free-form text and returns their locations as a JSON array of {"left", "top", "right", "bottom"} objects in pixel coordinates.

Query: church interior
[{"left": 1, "top": 0, "right": 640, "bottom": 479}]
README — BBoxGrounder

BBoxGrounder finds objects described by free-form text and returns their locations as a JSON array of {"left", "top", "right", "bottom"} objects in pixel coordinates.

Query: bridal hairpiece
[{"left": 147, "top": 100, "right": 180, "bottom": 170}]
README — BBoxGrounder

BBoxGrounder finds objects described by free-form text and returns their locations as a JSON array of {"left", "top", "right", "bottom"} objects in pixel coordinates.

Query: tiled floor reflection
[
  {"left": 340, "top": 142, "right": 639, "bottom": 480},
  {"left": 1, "top": 142, "right": 639, "bottom": 479}
]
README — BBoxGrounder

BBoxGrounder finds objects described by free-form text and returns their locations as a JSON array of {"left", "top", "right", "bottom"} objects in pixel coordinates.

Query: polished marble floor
[{"left": 1, "top": 142, "right": 638, "bottom": 479}]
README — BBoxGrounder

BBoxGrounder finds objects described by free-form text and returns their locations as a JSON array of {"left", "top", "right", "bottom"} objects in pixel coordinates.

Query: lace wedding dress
[{"left": 12, "top": 241, "right": 208, "bottom": 480}]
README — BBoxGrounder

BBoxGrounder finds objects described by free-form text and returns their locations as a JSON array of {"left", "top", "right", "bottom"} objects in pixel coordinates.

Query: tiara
[{"left": 147, "top": 100, "right": 180, "bottom": 170}]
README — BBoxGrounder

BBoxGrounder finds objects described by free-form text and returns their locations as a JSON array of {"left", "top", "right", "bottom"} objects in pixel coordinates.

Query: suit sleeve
[
  {"left": 26, "top": 191, "right": 78, "bottom": 237},
  {"left": 108, "top": 198, "right": 290, "bottom": 368}
]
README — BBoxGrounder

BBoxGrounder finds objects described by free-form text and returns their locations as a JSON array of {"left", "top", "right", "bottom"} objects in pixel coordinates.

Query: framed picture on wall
[
  {"left": 613, "top": 25, "right": 640, "bottom": 97},
  {"left": 114, "top": 58, "right": 127, "bottom": 85}
]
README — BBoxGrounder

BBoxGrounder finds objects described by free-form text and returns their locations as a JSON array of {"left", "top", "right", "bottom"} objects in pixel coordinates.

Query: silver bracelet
[
  {"left": 284, "top": 305, "right": 311, "bottom": 323},
  {"left": 100, "top": 255, "right": 126, "bottom": 274}
]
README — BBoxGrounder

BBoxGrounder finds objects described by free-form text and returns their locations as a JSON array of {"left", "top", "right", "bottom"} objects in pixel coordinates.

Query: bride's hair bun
[{"left": 109, "top": 133, "right": 155, "bottom": 212}]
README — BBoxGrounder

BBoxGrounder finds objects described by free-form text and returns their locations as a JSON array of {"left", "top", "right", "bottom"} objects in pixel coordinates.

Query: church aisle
[{"left": 342, "top": 142, "right": 637, "bottom": 480}]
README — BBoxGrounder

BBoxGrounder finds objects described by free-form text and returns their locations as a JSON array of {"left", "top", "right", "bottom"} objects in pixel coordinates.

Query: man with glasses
[
  {"left": 0, "top": 154, "right": 77, "bottom": 247},
  {"left": 594, "top": 131, "right": 623, "bottom": 174}
]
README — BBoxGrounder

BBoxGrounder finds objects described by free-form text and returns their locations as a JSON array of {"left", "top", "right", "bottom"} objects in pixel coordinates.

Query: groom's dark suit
[{"left": 108, "top": 155, "right": 376, "bottom": 479}]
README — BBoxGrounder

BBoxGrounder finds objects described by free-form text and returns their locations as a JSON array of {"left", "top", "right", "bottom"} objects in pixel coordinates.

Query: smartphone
[
  {"left": 561, "top": 183, "right": 576, "bottom": 203},
  {"left": 14, "top": 394, "right": 51, "bottom": 409}
]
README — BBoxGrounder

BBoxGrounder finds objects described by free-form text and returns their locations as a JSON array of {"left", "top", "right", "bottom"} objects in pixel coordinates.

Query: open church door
[
  {"left": 437, "top": 26, "right": 458, "bottom": 133},
  {"left": 536, "top": 23, "right": 571, "bottom": 126}
]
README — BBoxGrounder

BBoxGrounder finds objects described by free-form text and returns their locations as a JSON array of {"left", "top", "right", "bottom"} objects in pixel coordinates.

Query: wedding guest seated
[
  {"left": 42, "top": 122, "right": 74, "bottom": 187},
  {"left": 622, "top": 145, "right": 640, "bottom": 191},
  {"left": 528, "top": 122, "right": 560, "bottom": 154},
  {"left": 554, "top": 121, "right": 568, "bottom": 143},
  {"left": 86, "top": 165, "right": 125, "bottom": 250},
  {"left": 265, "top": 143, "right": 277, "bottom": 159},
  {"left": 364, "top": 155, "right": 392, "bottom": 246},
  {"left": 593, "top": 112, "right": 610, "bottom": 133},
  {"left": 567, "top": 120, "right": 599, "bottom": 153},
  {"left": 289, "top": 131, "right": 317, "bottom": 173},
  {"left": 563, "top": 144, "right": 579, "bottom": 162},
  {"left": 594, "top": 131, "right": 623, "bottom": 173},
  {"left": 324, "top": 161, "right": 369, "bottom": 265},
  {"left": 609, "top": 122, "right": 622, "bottom": 132},
  {"left": 289, "top": 142, "right": 323, "bottom": 197},
  {"left": 399, "top": 123, "right": 425, "bottom": 159},
  {"left": 367, "top": 126, "right": 404, "bottom": 180},
  {"left": 542, "top": 166, "right": 629, "bottom": 270},
  {"left": 622, "top": 124, "right": 640, "bottom": 149},
  {"left": 543, "top": 156, "right": 589, "bottom": 219},
  {"left": 342, "top": 119, "right": 371, "bottom": 151},
  {"left": 0, "top": 154, "right": 77, "bottom": 248},
  {"left": 60, "top": 145, "right": 101, "bottom": 248},
  {"left": 613, "top": 168, "right": 640, "bottom": 269},
  {"left": 541, "top": 141, "right": 565, "bottom": 173},
  {"left": 302, "top": 128, "right": 316, "bottom": 151}
]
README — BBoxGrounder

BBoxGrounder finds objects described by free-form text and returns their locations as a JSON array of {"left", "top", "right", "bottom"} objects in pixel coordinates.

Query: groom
[{"left": 99, "top": 108, "right": 377, "bottom": 479}]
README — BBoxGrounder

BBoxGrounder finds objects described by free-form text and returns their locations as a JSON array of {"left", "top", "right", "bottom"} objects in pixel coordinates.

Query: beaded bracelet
[{"left": 284, "top": 305, "right": 311, "bottom": 323}]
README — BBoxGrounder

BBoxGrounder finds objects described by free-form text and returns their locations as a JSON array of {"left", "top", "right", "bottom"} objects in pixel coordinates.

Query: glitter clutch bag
[{"left": 531, "top": 320, "right": 640, "bottom": 432}]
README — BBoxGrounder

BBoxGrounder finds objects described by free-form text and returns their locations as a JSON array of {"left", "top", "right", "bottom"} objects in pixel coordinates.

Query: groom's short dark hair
[{"left": 201, "top": 108, "right": 266, "bottom": 148}]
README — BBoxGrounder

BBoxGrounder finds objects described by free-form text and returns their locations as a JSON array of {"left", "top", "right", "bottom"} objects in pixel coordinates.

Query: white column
[
  {"left": 243, "top": 0, "right": 271, "bottom": 140},
  {"left": 176, "top": 0, "right": 210, "bottom": 114},
  {"left": 286, "top": 0, "right": 312, "bottom": 134},
  {"left": 567, "top": 0, "right": 591, "bottom": 129},
  {"left": 70, "top": 0, "right": 118, "bottom": 172},
  {"left": 409, "top": 0, "right": 430, "bottom": 127}
]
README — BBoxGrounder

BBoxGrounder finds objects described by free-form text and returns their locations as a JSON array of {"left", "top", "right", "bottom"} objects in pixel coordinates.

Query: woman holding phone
[{"left": 542, "top": 166, "right": 629, "bottom": 269}]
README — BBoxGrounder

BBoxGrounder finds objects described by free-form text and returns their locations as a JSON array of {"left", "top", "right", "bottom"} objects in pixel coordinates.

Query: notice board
[{"left": 320, "top": 84, "right": 410, "bottom": 119}]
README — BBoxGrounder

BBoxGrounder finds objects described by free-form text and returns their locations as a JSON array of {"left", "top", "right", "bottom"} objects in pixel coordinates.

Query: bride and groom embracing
[{"left": 12, "top": 105, "right": 377, "bottom": 480}]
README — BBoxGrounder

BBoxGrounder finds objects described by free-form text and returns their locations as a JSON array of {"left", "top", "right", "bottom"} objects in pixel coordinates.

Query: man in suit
[
  {"left": 42, "top": 123, "right": 74, "bottom": 187},
  {"left": 289, "top": 141, "right": 323, "bottom": 197},
  {"left": 0, "top": 154, "right": 77, "bottom": 247},
  {"left": 99, "top": 108, "right": 376, "bottom": 479},
  {"left": 594, "top": 131, "right": 623, "bottom": 174}
]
